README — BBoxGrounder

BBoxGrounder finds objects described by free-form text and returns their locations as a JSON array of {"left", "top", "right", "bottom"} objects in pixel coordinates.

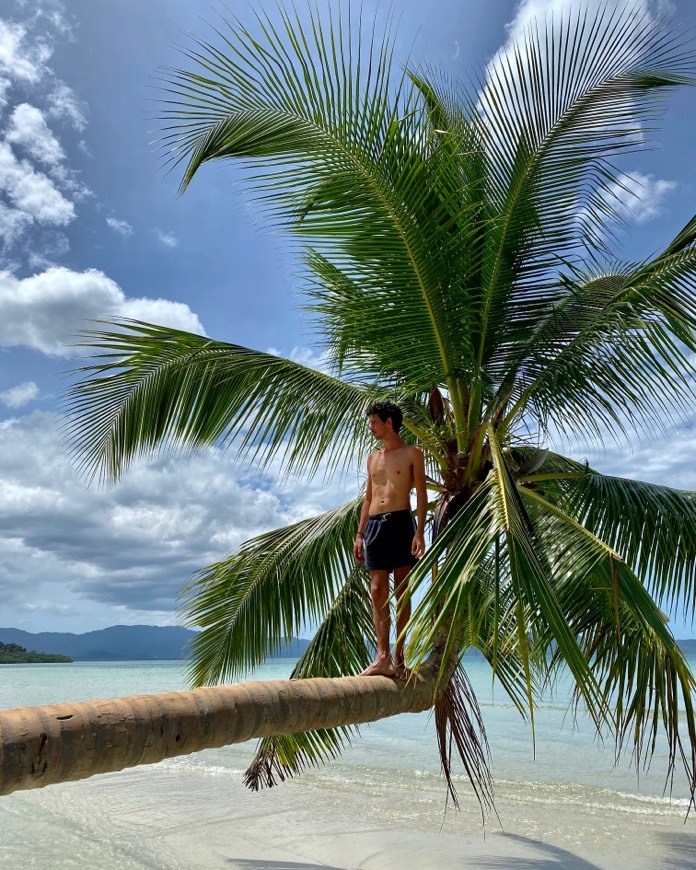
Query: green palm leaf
[
  {"left": 519, "top": 484, "right": 696, "bottom": 795},
  {"left": 478, "top": 5, "right": 692, "bottom": 288},
  {"left": 64, "top": 320, "right": 372, "bottom": 484},
  {"left": 245, "top": 565, "right": 374, "bottom": 789},
  {"left": 560, "top": 471, "right": 696, "bottom": 619},
  {"left": 158, "top": 7, "right": 494, "bottom": 442},
  {"left": 496, "top": 225, "right": 696, "bottom": 442},
  {"left": 181, "top": 497, "right": 363, "bottom": 685}
]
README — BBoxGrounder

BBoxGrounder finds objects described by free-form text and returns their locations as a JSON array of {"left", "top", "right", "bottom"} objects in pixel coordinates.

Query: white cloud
[
  {"left": 0, "top": 12, "right": 88, "bottom": 257},
  {"left": 610, "top": 172, "right": 677, "bottom": 224},
  {"left": 0, "top": 76, "right": 10, "bottom": 111},
  {"left": 106, "top": 216, "right": 133, "bottom": 237},
  {"left": 155, "top": 229, "right": 179, "bottom": 248},
  {"left": 575, "top": 171, "right": 677, "bottom": 230},
  {"left": 0, "top": 266, "right": 206, "bottom": 357},
  {"left": 0, "top": 20, "right": 51, "bottom": 86},
  {"left": 117, "top": 296, "right": 203, "bottom": 328},
  {"left": 0, "top": 200, "right": 31, "bottom": 245},
  {"left": 46, "top": 81, "right": 86, "bottom": 131},
  {"left": 0, "top": 380, "right": 39, "bottom": 408},
  {"left": 0, "top": 410, "right": 349, "bottom": 631},
  {"left": 0, "top": 141, "right": 74, "bottom": 225},
  {"left": 6, "top": 102, "right": 64, "bottom": 164}
]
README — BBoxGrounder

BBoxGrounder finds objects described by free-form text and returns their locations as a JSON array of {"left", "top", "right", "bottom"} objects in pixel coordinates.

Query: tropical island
[
  {"left": 0, "top": 642, "right": 72, "bottom": 664},
  {"left": 2, "top": 9, "right": 696, "bottom": 870}
]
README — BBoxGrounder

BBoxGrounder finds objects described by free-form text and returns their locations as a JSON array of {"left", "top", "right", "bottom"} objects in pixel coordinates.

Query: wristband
[{"left": 356, "top": 532, "right": 364, "bottom": 538}]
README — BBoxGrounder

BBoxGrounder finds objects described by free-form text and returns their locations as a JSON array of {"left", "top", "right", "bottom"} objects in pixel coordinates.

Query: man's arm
[
  {"left": 353, "top": 456, "right": 372, "bottom": 563},
  {"left": 411, "top": 447, "right": 427, "bottom": 558}
]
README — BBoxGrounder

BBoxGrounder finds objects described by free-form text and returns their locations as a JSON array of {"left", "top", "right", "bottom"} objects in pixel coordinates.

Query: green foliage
[
  {"left": 66, "top": 3, "right": 696, "bottom": 807},
  {"left": 0, "top": 642, "right": 72, "bottom": 664}
]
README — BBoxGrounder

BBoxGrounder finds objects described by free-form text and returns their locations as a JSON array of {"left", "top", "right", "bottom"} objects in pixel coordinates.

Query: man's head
[{"left": 367, "top": 401, "right": 403, "bottom": 438}]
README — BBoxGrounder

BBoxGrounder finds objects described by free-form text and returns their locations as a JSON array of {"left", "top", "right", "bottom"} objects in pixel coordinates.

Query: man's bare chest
[{"left": 370, "top": 450, "right": 413, "bottom": 486}]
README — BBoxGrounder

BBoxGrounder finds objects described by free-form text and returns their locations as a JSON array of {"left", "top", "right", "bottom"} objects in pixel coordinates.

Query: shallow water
[{"left": 1, "top": 657, "right": 695, "bottom": 868}]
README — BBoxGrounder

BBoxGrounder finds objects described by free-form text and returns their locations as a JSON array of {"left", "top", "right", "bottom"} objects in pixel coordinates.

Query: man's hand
[
  {"left": 412, "top": 531, "right": 425, "bottom": 559},
  {"left": 353, "top": 535, "right": 364, "bottom": 563}
]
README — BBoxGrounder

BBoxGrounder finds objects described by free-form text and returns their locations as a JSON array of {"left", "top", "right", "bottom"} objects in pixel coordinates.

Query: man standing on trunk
[{"left": 353, "top": 401, "right": 427, "bottom": 678}]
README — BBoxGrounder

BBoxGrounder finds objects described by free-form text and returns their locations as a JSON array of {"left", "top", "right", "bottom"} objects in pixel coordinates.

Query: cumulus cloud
[
  {"left": 574, "top": 170, "right": 676, "bottom": 231},
  {"left": 0, "top": 411, "right": 348, "bottom": 630},
  {"left": 0, "top": 266, "right": 206, "bottom": 357},
  {"left": 0, "top": 199, "right": 30, "bottom": 244},
  {"left": 6, "top": 102, "right": 64, "bottom": 164},
  {"left": 106, "top": 216, "right": 133, "bottom": 237},
  {"left": 0, "top": 380, "right": 39, "bottom": 408},
  {"left": 0, "top": 141, "right": 74, "bottom": 226},
  {"left": 0, "top": 19, "right": 51, "bottom": 86},
  {"left": 0, "top": 8, "right": 88, "bottom": 256},
  {"left": 0, "top": 77, "right": 10, "bottom": 111},
  {"left": 268, "top": 344, "right": 332, "bottom": 374}
]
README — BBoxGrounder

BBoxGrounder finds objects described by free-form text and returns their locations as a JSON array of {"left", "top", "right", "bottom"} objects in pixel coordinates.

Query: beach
[{"left": 1, "top": 660, "right": 695, "bottom": 869}]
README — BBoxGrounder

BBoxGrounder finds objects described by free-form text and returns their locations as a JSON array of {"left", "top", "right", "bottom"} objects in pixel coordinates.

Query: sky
[{"left": 0, "top": 0, "right": 695, "bottom": 638}]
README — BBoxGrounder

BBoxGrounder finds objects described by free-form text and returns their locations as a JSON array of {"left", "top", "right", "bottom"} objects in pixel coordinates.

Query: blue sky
[{"left": 1, "top": 0, "right": 695, "bottom": 638}]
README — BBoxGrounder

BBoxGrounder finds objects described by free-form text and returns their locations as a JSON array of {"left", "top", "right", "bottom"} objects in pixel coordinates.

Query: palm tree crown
[{"left": 66, "top": 4, "right": 696, "bottom": 807}]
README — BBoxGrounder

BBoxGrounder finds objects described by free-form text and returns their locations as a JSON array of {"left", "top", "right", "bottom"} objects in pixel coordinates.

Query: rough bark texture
[{"left": 0, "top": 671, "right": 438, "bottom": 796}]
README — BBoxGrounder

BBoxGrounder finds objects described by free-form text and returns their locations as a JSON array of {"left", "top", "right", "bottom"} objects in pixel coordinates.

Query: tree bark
[{"left": 0, "top": 670, "right": 438, "bottom": 796}]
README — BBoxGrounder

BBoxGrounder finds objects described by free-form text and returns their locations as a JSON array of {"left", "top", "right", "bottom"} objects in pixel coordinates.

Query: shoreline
[
  {"left": 3, "top": 658, "right": 696, "bottom": 868},
  {"left": 4, "top": 759, "right": 695, "bottom": 869}
]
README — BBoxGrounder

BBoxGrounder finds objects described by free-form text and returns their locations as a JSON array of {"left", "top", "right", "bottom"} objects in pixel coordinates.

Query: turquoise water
[
  {"left": 0, "top": 656, "right": 692, "bottom": 798},
  {"left": 1, "top": 658, "right": 695, "bottom": 868}
]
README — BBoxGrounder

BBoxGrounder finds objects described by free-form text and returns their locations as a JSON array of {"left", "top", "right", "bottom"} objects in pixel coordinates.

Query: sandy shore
[{"left": 5, "top": 760, "right": 695, "bottom": 869}]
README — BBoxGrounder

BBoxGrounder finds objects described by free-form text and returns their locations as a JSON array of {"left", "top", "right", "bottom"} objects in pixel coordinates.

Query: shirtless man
[{"left": 353, "top": 401, "right": 427, "bottom": 679}]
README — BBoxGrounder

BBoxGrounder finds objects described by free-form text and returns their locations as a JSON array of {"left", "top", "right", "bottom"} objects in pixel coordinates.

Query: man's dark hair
[{"left": 367, "top": 401, "right": 403, "bottom": 434}]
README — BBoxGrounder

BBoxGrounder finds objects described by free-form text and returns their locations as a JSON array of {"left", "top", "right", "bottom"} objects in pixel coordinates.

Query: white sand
[{"left": 6, "top": 763, "right": 693, "bottom": 869}]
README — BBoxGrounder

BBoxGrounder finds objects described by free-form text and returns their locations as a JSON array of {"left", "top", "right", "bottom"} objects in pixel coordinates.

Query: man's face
[{"left": 368, "top": 414, "right": 390, "bottom": 440}]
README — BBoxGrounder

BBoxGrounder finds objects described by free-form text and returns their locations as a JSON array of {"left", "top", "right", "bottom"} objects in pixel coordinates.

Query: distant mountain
[
  {"left": 679, "top": 638, "right": 696, "bottom": 657},
  {"left": 0, "top": 625, "right": 310, "bottom": 662},
  {"left": 1, "top": 625, "right": 692, "bottom": 663}
]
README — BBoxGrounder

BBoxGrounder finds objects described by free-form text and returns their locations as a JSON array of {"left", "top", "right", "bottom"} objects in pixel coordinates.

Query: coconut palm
[{"left": 63, "top": 4, "right": 696, "bottom": 809}]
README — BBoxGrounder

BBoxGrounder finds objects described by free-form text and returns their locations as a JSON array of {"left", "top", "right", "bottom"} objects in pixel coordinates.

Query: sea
[{"left": 1, "top": 657, "right": 695, "bottom": 869}]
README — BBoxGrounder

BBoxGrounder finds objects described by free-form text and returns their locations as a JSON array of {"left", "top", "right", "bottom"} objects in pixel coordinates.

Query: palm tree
[{"left": 57, "top": 3, "right": 696, "bottom": 809}]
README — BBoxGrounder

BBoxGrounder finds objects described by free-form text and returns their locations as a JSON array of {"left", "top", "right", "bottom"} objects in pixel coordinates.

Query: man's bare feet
[
  {"left": 361, "top": 653, "right": 396, "bottom": 677},
  {"left": 393, "top": 659, "right": 411, "bottom": 682}
]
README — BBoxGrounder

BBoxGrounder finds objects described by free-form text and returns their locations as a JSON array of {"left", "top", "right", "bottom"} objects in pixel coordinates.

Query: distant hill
[
  {"left": 679, "top": 638, "right": 696, "bottom": 657},
  {"left": 0, "top": 625, "right": 310, "bottom": 662},
  {"left": 0, "top": 641, "right": 72, "bottom": 664},
  {"left": 0, "top": 625, "right": 692, "bottom": 663}
]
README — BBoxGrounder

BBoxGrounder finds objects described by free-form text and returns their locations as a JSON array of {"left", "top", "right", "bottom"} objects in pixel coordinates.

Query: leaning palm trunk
[{"left": 0, "top": 670, "right": 437, "bottom": 797}]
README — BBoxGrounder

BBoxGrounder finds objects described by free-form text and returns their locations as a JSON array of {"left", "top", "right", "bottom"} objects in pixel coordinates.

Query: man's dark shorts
[{"left": 363, "top": 509, "right": 417, "bottom": 572}]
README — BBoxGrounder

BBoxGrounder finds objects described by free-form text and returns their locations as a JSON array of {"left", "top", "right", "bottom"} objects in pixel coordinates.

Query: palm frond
[
  {"left": 63, "top": 320, "right": 372, "bottom": 484},
  {"left": 157, "top": 7, "right": 496, "bottom": 439},
  {"left": 474, "top": 5, "right": 694, "bottom": 398},
  {"left": 459, "top": 553, "right": 546, "bottom": 717},
  {"left": 495, "top": 225, "right": 696, "bottom": 443},
  {"left": 404, "top": 481, "right": 500, "bottom": 682},
  {"left": 519, "top": 483, "right": 696, "bottom": 804},
  {"left": 435, "top": 660, "right": 495, "bottom": 817},
  {"left": 181, "top": 497, "right": 363, "bottom": 685},
  {"left": 559, "top": 470, "right": 696, "bottom": 620},
  {"left": 245, "top": 566, "right": 374, "bottom": 788},
  {"left": 486, "top": 429, "right": 606, "bottom": 727}
]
